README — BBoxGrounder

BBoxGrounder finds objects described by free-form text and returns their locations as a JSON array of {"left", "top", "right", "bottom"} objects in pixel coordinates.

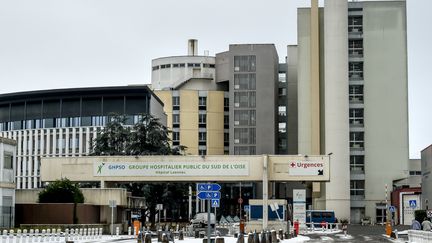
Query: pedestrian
[
  {"left": 411, "top": 219, "right": 421, "bottom": 230},
  {"left": 421, "top": 218, "right": 432, "bottom": 231}
]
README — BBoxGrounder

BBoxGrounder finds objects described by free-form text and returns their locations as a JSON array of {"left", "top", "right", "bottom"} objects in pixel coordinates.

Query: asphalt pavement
[{"left": 304, "top": 224, "right": 410, "bottom": 242}]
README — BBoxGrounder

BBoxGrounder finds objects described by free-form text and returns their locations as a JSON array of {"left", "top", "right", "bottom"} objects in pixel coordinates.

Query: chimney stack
[{"left": 188, "top": 39, "right": 198, "bottom": 56}]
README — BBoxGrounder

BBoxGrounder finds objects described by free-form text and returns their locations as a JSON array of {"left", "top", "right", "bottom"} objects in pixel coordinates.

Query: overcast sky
[{"left": 0, "top": 0, "right": 430, "bottom": 159}]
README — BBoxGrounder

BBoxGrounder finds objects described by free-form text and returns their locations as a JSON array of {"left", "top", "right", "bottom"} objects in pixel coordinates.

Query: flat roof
[{"left": 0, "top": 85, "right": 164, "bottom": 106}]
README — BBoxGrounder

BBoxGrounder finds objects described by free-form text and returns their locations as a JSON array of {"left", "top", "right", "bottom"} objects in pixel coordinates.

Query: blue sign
[
  {"left": 197, "top": 191, "right": 221, "bottom": 200},
  {"left": 211, "top": 199, "right": 220, "bottom": 208},
  {"left": 409, "top": 200, "right": 417, "bottom": 209},
  {"left": 388, "top": 206, "right": 396, "bottom": 213},
  {"left": 197, "top": 183, "right": 221, "bottom": 192},
  {"left": 244, "top": 205, "right": 250, "bottom": 212}
]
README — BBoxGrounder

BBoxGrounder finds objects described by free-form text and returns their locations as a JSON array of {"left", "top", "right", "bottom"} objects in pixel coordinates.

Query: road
[{"left": 304, "top": 224, "right": 410, "bottom": 242}]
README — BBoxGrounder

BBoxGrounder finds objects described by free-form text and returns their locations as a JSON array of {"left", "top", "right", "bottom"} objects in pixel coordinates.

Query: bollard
[
  {"left": 247, "top": 232, "right": 253, "bottom": 243},
  {"left": 56, "top": 229, "right": 61, "bottom": 242},
  {"left": 278, "top": 229, "right": 283, "bottom": 241},
  {"left": 158, "top": 230, "right": 163, "bottom": 242},
  {"left": 47, "top": 229, "right": 51, "bottom": 242},
  {"left": 100, "top": 228, "right": 103, "bottom": 238},
  {"left": 179, "top": 230, "right": 184, "bottom": 240},
  {"left": 253, "top": 231, "right": 259, "bottom": 243},
  {"left": 17, "top": 229, "right": 22, "bottom": 243},
  {"left": 30, "top": 229, "right": 35, "bottom": 243},
  {"left": 162, "top": 233, "right": 169, "bottom": 243},
  {"left": 270, "top": 230, "right": 277, "bottom": 243},
  {"left": 116, "top": 227, "right": 119, "bottom": 236},
  {"left": 128, "top": 227, "right": 131, "bottom": 236},
  {"left": 145, "top": 233, "right": 152, "bottom": 243},
  {"left": 42, "top": 229, "right": 47, "bottom": 242},
  {"left": 23, "top": 229, "right": 28, "bottom": 243},
  {"left": 237, "top": 232, "right": 244, "bottom": 243},
  {"left": 260, "top": 231, "right": 266, "bottom": 243},
  {"left": 215, "top": 237, "right": 225, "bottom": 243}
]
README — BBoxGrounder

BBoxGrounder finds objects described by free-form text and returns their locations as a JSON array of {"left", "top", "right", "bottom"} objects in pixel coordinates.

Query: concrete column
[
  {"left": 324, "top": 0, "right": 350, "bottom": 220},
  {"left": 263, "top": 155, "right": 268, "bottom": 230}
]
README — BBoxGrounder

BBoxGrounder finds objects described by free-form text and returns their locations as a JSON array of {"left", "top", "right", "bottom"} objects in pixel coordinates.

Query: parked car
[{"left": 191, "top": 213, "right": 216, "bottom": 228}]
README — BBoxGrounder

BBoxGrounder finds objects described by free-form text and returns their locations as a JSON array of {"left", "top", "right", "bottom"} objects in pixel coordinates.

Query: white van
[{"left": 191, "top": 213, "right": 216, "bottom": 228}]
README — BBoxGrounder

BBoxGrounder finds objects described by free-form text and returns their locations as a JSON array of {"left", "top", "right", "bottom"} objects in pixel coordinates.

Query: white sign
[
  {"left": 427, "top": 210, "right": 432, "bottom": 218},
  {"left": 289, "top": 160, "right": 324, "bottom": 176},
  {"left": 293, "top": 203, "right": 306, "bottom": 224},
  {"left": 156, "top": 204, "right": 163, "bottom": 210},
  {"left": 293, "top": 189, "right": 306, "bottom": 203},
  {"left": 94, "top": 161, "right": 249, "bottom": 177},
  {"left": 109, "top": 200, "right": 116, "bottom": 208},
  {"left": 293, "top": 189, "right": 306, "bottom": 224}
]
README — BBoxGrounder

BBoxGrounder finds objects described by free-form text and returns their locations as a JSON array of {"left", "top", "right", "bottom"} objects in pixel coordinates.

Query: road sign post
[{"left": 196, "top": 183, "right": 221, "bottom": 243}]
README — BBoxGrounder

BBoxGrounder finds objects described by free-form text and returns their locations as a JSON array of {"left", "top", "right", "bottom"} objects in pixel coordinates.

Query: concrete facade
[
  {"left": 0, "top": 86, "right": 165, "bottom": 189},
  {"left": 421, "top": 145, "right": 432, "bottom": 210},
  {"left": 216, "top": 44, "right": 279, "bottom": 155},
  {"left": 155, "top": 90, "right": 226, "bottom": 155},
  {"left": 0, "top": 137, "right": 16, "bottom": 228},
  {"left": 296, "top": 1, "right": 408, "bottom": 223}
]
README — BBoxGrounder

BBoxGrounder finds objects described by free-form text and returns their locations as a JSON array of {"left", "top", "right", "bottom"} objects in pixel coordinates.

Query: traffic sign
[
  {"left": 238, "top": 197, "right": 243, "bottom": 204},
  {"left": 427, "top": 210, "right": 432, "bottom": 218},
  {"left": 388, "top": 206, "right": 396, "bottom": 213},
  {"left": 244, "top": 205, "right": 250, "bottom": 212},
  {"left": 197, "top": 183, "right": 221, "bottom": 192},
  {"left": 197, "top": 191, "right": 221, "bottom": 200},
  {"left": 409, "top": 200, "right": 417, "bottom": 209},
  {"left": 211, "top": 199, "right": 220, "bottom": 208}
]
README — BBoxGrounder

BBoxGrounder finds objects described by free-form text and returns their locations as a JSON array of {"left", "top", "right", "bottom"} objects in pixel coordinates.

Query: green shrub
[{"left": 38, "top": 178, "right": 84, "bottom": 203}]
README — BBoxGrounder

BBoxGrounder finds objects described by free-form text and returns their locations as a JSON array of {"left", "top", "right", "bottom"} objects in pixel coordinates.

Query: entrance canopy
[{"left": 41, "top": 155, "right": 329, "bottom": 183}]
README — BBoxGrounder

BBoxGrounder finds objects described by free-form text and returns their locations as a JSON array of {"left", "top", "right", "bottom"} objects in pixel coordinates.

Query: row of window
[
  {"left": 0, "top": 115, "right": 144, "bottom": 131},
  {"left": 152, "top": 63, "right": 215, "bottom": 71},
  {"left": 172, "top": 96, "right": 207, "bottom": 109}
]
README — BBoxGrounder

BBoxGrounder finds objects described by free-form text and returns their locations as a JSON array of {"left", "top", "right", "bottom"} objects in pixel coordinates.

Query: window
[
  {"left": 234, "top": 92, "right": 255, "bottom": 108},
  {"left": 198, "top": 114, "right": 206, "bottom": 124},
  {"left": 349, "top": 62, "right": 363, "bottom": 79},
  {"left": 349, "top": 85, "right": 364, "bottom": 103},
  {"left": 173, "top": 63, "right": 185, "bottom": 68},
  {"left": 349, "top": 109, "right": 364, "bottom": 125},
  {"left": 172, "top": 114, "right": 180, "bottom": 124},
  {"left": 348, "top": 16, "right": 363, "bottom": 33},
  {"left": 234, "top": 74, "right": 256, "bottom": 90},
  {"left": 234, "top": 146, "right": 256, "bottom": 155},
  {"left": 160, "top": 64, "right": 171, "bottom": 69},
  {"left": 4, "top": 152, "right": 12, "bottom": 169},
  {"left": 224, "top": 97, "right": 229, "bottom": 111},
  {"left": 350, "top": 132, "right": 364, "bottom": 149},
  {"left": 234, "top": 56, "right": 256, "bottom": 72},
  {"left": 349, "top": 39, "right": 363, "bottom": 57},
  {"left": 199, "top": 132, "right": 206, "bottom": 142},
  {"left": 188, "top": 63, "right": 201, "bottom": 68},
  {"left": 152, "top": 66, "right": 159, "bottom": 71},
  {"left": 234, "top": 110, "right": 256, "bottom": 126},
  {"left": 172, "top": 96, "right": 180, "bottom": 107},
  {"left": 199, "top": 97, "right": 207, "bottom": 107},
  {"left": 279, "top": 123, "right": 286, "bottom": 133},
  {"left": 172, "top": 132, "right": 179, "bottom": 141},
  {"left": 278, "top": 73, "right": 286, "bottom": 83},
  {"left": 350, "top": 180, "right": 365, "bottom": 196},
  {"left": 350, "top": 155, "right": 364, "bottom": 172},
  {"left": 279, "top": 106, "right": 286, "bottom": 117},
  {"left": 199, "top": 149, "right": 206, "bottom": 156},
  {"left": 234, "top": 128, "right": 255, "bottom": 144},
  {"left": 409, "top": 171, "right": 422, "bottom": 176}
]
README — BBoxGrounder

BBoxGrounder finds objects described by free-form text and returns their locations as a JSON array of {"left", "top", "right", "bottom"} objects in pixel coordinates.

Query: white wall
[
  {"left": 323, "top": 0, "right": 350, "bottom": 220},
  {"left": 362, "top": 1, "right": 409, "bottom": 220}
]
